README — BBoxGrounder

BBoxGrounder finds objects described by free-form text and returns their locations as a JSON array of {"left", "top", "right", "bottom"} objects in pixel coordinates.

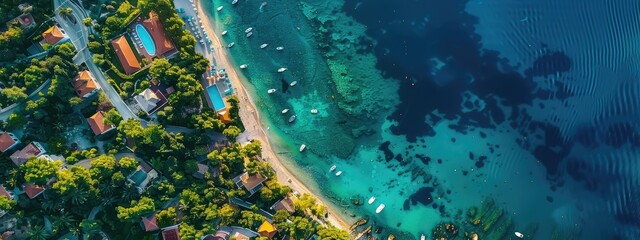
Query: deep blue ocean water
[{"left": 205, "top": 0, "right": 640, "bottom": 238}]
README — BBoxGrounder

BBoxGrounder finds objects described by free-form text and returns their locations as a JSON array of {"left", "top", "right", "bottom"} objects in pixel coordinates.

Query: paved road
[{"left": 54, "top": 0, "right": 139, "bottom": 121}]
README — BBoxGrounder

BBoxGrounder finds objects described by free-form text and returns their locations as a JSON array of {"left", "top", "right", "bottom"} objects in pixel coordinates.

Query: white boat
[
  {"left": 246, "top": 32, "right": 253, "bottom": 38},
  {"left": 310, "top": 109, "right": 318, "bottom": 114},
  {"left": 289, "top": 81, "right": 297, "bottom": 87},
  {"left": 260, "top": 43, "right": 269, "bottom": 49},
  {"left": 299, "top": 144, "right": 306, "bottom": 152},
  {"left": 514, "top": 232, "right": 524, "bottom": 238},
  {"left": 288, "top": 115, "right": 296, "bottom": 123},
  {"left": 330, "top": 165, "right": 336, "bottom": 172},
  {"left": 278, "top": 68, "right": 287, "bottom": 73},
  {"left": 245, "top": 27, "right": 253, "bottom": 33},
  {"left": 420, "top": 234, "right": 425, "bottom": 240},
  {"left": 335, "top": 171, "right": 342, "bottom": 176},
  {"left": 232, "top": 0, "right": 238, "bottom": 4},
  {"left": 217, "top": 6, "right": 223, "bottom": 11},
  {"left": 376, "top": 204, "right": 385, "bottom": 213},
  {"left": 281, "top": 109, "right": 289, "bottom": 114},
  {"left": 240, "top": 64, "right": 247, "bottom": 69},
  {"left": 267, "top": 89, "right": 276, "bottom": 94},
  {"left": 221, "top": 30, "right": 228, "bottom": 35},
  {"left": 227, "top": 42, "right": 235, "bottom": 48},
  {"left": 368, "top": 196, "right": 376, "bottom": 204},
  {"left": 276, "top": 46, "right": 284, "bottom": 51}
]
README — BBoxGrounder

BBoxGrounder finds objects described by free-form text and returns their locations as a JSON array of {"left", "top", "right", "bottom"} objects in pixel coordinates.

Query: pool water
[
  {"left": 135, "top": 24, "right": 156, "bottom": 56},
  {"left": 207, "top": 85, "right": 226, "bottom": 111}
]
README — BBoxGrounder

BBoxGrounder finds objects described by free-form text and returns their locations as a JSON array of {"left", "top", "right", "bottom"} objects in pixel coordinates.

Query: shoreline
[{"left": 189, "top": 0, "right": 352, "bottom": 230}]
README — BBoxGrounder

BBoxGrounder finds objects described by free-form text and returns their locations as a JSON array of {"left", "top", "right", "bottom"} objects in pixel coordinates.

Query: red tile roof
[
  {"left": 142, "top": 11, "right": 175, "bottom": 57},
  {"left": 10, "top": 143, "right": 43, "bottom": 166},
  {"left": 72, "top": 70, "right": 98, "bottom": 97},
  {"left": 111, "top": 36, "right": 141, "bottom": 75},
  {"left": 162, "top": 228, "right": 180, "bottom": 240},
  {"left": 23, "top": 184, "right": 44, "bottom": 199},
  {"left": 141, "top": 215, "right": 159, "bottom": 232},
  {"left": 42, "top": 25, "right": 65, "bottom": 45},
  {"left": 87, "top": 111, "right": 114, "bottom": 135},
  {"left": 0, "top": 132, "right": 17, "bottom": 152},
  {"left": 0, "top": 185, "right": 11, "bottom": 199},
  {"left": 273, "top": 197, "right": 295, "bottom": 213}
]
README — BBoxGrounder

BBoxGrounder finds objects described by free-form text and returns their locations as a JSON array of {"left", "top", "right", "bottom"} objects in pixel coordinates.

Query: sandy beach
[{"left": 179, "top": 0, "right": 352, "bottom": 230}]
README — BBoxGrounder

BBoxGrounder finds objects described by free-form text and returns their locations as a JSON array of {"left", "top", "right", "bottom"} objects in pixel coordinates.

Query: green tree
[
  {"left": 222, "top": 125, "right": 241, "bottom": 142},
  {"left": 294, "top": 193, "right": 326, "bottom": 218},
  {"left": 118, "top": 156, "right": 138, "bottom": 173},
  {"left": 288, "top": 217, "right": 314, "bottom": 240},
  {"left": 89, "top": 155, "right": 117, "bottom": 181},
  {"left": 58, "top": 7, "right": 73, "bottom": 19},
  {"left": 26, "top": 225, "right": 50, "bottom": 240},
  {"left": 118, "top": 119, "right": 144, "bottom": 140},
  {"left": 246, "top": 160, "right": 275, "bottom": 179},
  {"left": 156, "top": 207, "right": 176, "bottom": 227},
  {"left": 52, "top": 165, "right": 95, "bottom": 195},
  {"left": 82, "top": 17, "right": 93, "bottom": 27},
  {"left": 104, "top": 108, "right": 123, "bottom": 126},
  {"left": 6, "top": 113, "right": 26, "bottom": 130},
  {"left": 191, "top": 111, "right": 225, "bottom": 132},
  {"left": 238, "top": 210, "right": 266, "bottom": 229},
  {"left": 149, "top": 58, "right": 171, "bottom": 83},
  {"left": 317, "top": 226, "right": 349, "bottom": 240},
  {"left": 218, "top": 204, "right": 237, "bottom": 225},
  {"left": 116, "top": 197, "right": 156, "bottom": 222},
  {"left": 22, "top": 157, "right": 62, "bottom": 185},
  {"left": 0, "top": 195, "right": 15, "bottom": 211},
  {"left": 2, "top": 86, "right": 27, "bottom": 103}
]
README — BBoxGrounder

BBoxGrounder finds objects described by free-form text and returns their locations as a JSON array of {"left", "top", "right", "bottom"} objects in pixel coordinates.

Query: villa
[
  {"left": 162, "top": 225, "right": 181, "bottom": 240},
  {"left": 134, "top": 88, "right": 168, "bottom": 115},
  {"left": 71, "top": 70, "right": 99, "bottom": 98},
  {"left": 22, "top": 184, "right": 44, "bottom": 199},
  {"left": 9, "top": 142, "right": 46, "bottom": 166},
  {"left": 141, "top": 214, "right": 159, "bottom": 232},
  {"left": 257, "top": 221, "right": 277, "bottom": 239},
  {"left": 87, "top": 111, "right": 115, "bottom": 136},
  {"left": 127, "top": 166, "right": 158, "bottom": 194},
  {"left": 6, "top": 13, "right": 36, "bottom": 30},
  {"left": 129, "top": 11, "right": 177, "bottom": 61},
  {"left": 0, "top": 132, "right": 20, "bottom": 153},
  {"left": 232, "top": 172, "right": 267, "bottom": 196},
  {"left": 111, "top": 35, "right": 142, "bottom": 75},
  {"left": 271, "top": 197, "right": 295, "bottom": 214},
  {"left": 40, "top": 25, "right": 68, "bottom": 47}
]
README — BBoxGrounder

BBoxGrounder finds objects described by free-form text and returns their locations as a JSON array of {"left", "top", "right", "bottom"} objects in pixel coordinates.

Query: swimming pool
[
  {"left": 207, "top": 85, "right": 226, "bottom": 111},
  {"left": 135, "top": 24, "right": 156, "bottom": 56}
]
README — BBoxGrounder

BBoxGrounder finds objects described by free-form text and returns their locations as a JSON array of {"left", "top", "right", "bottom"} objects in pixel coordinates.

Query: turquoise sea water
[{"left": 202, "top": 0, "right": 640, "bottom": 239}]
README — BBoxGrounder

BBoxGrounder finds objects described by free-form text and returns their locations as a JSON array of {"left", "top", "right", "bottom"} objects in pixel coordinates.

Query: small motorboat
[
  {"left": 299, "top": 144, "right": 306, "bottom": 152},
  {"left": 289, "top": 81, "right": 297, "bottom": 87},
  {"left": 310, "top": 109, "right": 318, "bottom": 114},
  {"left": 420, "top": 234, "right": 425, "bottom": 240},
  {"left": 288, "top": 115, "right": 296, "bottom": 123},
  {"left": 260, "top": 43, "right": 269, "bottom": 49},
  {"left": 276, "top": 46, "right": 284, "bottom": 51},
  {"left": 240, "top": 64, "right": 247, "bottom": 69},
  {"left": 245, "top": 27, "right": 253, "bottom": 33},
  {"left": 330, "top": 165, "right": 336, "bottom": 172},
  {"left": 335, "top": 171, "right": 342, "bottom": 176},
  {"left": 376, "top": 204, "right": 385, "bottom": 213},
  {"left": 232, "top": 0, "right": 238, "bottom": 4},
  {"left": 514, "top": 232, "right": 524, "bottom": 238},
  {"left": 246, "top": 32, "right": 253, "bottom": 38},
  {"left": 221, "top": 30, "right": 228, "bottom": 35},
  {"left": 217, "top": 6, "right": 223, "bottom": 11},
  {"left": 278, "top": 68, "right": 287, "bottom": 73},
  {"left": 281, "top": 109, "right": 289, "bottom": 114},
  {"left": 368, "top": 196, "right": 376, "bottom": 204},
  {"left": 267, "top": 89, "right": 276, "bottom": 94},
  {"left": 227, "top": 42, "right": 235, "bottom": 48}
]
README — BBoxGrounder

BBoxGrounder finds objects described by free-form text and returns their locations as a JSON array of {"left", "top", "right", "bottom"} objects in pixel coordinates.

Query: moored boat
[
  {"left": 276, "top": 46, "right": 284, "bottom": 50},
  {"left": 281, "top": 109, "right": 289, "bottom": 114},
  {"left": 289, "top": 81, "right": 297, "bottom": 86},
  {"left": 240, "top": 64, "right": 247, "bottom": 69},
  {"left": 278, "top": 67, "right": 287, "bottom": 73},
  {"left": 232, "top": 0, "right": 238, "bottom": 4},
  {"left": 376, "top": 203, "right": 385, "bottom": 213},
  {"left": 217, "top": 6, "right": 223, "bottom": 11},
  {"left": 227, "top": 42, "right": 235, "bottom": 48},
  {"left": 310, "top": 109, "right": 318, "bottom": 114},
  {"left": 260, "top": 43, "right": 269, "bottom": 49},
  {"left": 221, "top": 30, "right": 228, "bottom": 35},
  {"left": 368, "top": 196, "right": 376, "bottom": 204},
  {"left": 245, "top": 27, "right": 253, "bottom": 33},
  {"left": 246, "top": 32, "right": 253, "bottom": 38},
  {"left": 288, "top": 115, "right": 296, "bottom": 123},
  {"left": 267, "top": 89, "right": 276, "bottom": 94},
  {"left": 299, "top": 144, "right": 306, "bottom": 152},
  {"left": 335, "top": 171, "right": 342, "bottom": 176},
  {"left": 330, "top": 165, "right": 336, "bottom": 172},
  {"left": 420, "top": 234, "right": 425, "bottom": 240},
  {"left": 515, "top": 232, "right": 524, "bottom": 238}
]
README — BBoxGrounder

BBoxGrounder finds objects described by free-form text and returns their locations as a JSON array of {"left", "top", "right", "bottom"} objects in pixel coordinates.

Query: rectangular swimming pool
[{"left": 206, "top": 85, "right": 226, "bottom": 111}]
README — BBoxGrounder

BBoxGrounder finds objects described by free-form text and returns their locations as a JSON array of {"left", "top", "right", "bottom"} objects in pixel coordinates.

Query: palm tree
[
  {"left": 26, "top": 225, "right": 50, "bottom": 240},
  {"left": 58, "top": 7, "right": 72, "bottom": 19},
  {"left": 52, "top": 212, "right": 75, "bottom": 232}
]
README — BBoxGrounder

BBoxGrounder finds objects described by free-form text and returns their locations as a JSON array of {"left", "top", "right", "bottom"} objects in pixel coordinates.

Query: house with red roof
[
  {"left": 141, "top": 11, "right": 177, "bottom": 58},
  {"left": 141, "top": 214, "right": 159, "bottom": 232},
  {"left": 40, "top": 25, "right": 68, "bottom": 47},
  {"left": 22, "top": 184, "right": 44, "bottom": 199},
  {"left": 271, "top": 197, "right": 295, "bottom": 214},
  {"left": 0, "top": 186, "right": 12, "bottom": 200},
  {"left": 71, "top": 70, "right": 99, "bottom": 98},
  {"left": 111, "top": 35, "right": 141, "bottom": 75},
  {"left": 0, "top": 132, "right": 20, "bottom": 153},
  {"left": 87, "top": 111, "right": 115, "bottom": 136},
  {"left": 6, "top": 13, "right": 36, "bottom": 30},
  {"left": 9, "top": 142, "right": 45, "bottom": 166},
  {"left": 162, "top": 225, "right": 180, "bottom": 240}
]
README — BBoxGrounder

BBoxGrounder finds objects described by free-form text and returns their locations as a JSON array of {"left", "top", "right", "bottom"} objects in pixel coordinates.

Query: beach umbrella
[
  {"left": 193, "top": 7, "right": 197, "bottom": 11},
  {"left": 191, "top": 3, "right": 195, "bottom": 7}
]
